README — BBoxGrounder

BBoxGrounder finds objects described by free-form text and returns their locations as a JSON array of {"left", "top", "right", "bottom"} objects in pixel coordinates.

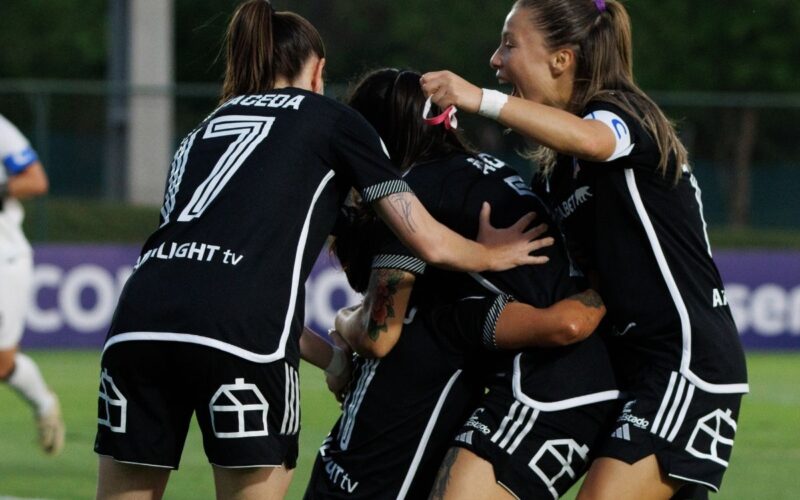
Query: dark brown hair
[
  {"left": 221, "top": 0, "right": 325, "bottom": 102},
  {"left": 347, "top": 68, "right": 473, "bottom": 171},
  {"left": 332, "top": 68, "right": 474, "bottom": 291},
  {"left": 516, "top": 0, "right": 687, "bottom": 180}
]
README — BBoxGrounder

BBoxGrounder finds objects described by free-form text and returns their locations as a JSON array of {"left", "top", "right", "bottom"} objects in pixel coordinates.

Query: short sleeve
[
  {"left": 582, "top": 101, "right": 656, "bottom": 164},
  {"left": 330, "top": 109, "right": 411, "bottom": 204},
  {"left": 427, "top": 294, "right": 514, "bottom": 352},
  {"left": 0, "top": 115, "right": 39, "bottom": 175},
  {"left": 371, "top": 228, "right": 426, "bottom": 275}
]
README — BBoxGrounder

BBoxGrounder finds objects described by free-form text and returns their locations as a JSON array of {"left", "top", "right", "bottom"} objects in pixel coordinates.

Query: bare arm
[
  {"left": 300, "top": 327, "right": 353, "bottom": 402},
  {"left": 335, "top": 268, "right": 415, "bottom": 358},
  {"left": 373, "top": 193, "right": 553, "bottom": 272},
  {"left": 6, "top": 161, "right": 48, "bottom": 199},
  {"left": 299, "top": 327, "right": 335, "bottom": 370},
  {"left": 420, "top": 71, "right": 617, "bottom": 162},
  {"left": 494, "top": 289, "right": 606, "bottom": 348}
]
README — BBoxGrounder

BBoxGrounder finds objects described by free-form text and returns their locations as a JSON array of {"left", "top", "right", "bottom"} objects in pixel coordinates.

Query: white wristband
[
  {"left": 325, "top": 346, "right": 348, "bottom": 378},
  {"left": 478, "top": 89, "right": 508, "bottom": 120}
]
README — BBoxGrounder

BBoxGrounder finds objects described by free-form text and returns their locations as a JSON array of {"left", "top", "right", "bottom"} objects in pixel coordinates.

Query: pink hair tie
[
  {"left": 594, "top": 0, "right": 607, "bottom": 12},
  {"left": 422, "top": 97, "right": 458, "bottom": 130}
]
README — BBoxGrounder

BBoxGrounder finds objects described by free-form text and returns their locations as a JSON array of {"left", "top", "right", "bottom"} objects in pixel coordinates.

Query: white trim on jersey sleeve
[{"left": 583, "top": 109, "right": 635, "bottom": 162}]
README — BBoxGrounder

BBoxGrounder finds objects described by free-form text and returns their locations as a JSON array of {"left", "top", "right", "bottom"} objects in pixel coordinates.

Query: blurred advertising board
[{"left": 19, "top": 245, "right": 800, "bottom": 350}]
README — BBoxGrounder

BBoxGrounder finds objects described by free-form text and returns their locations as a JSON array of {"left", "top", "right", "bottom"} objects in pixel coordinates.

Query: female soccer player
[
  {"left": 0, "top": 114, "right": 63, "bottom": 456},
  {"left": 93, "top": 3, "right": 550, "bottom": 500},
  {"left": 303, "top": 68, "right": 619, "bottom": 500},
  {"left": 420, "top": 1, "right": 749, "bottom": 498}
]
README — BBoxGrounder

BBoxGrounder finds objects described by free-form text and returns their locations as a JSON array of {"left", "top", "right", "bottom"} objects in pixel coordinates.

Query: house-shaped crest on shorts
[
  {"left": 686, "top": 408, "right": 737, "bottom": 467},
  {"left": 209, "top": 378, "right": 269, "bottom": 438},
  {"left": 98, "top": 369, "right": 127, "bottom": 433},
  {"left": 529, "top": 439, "right": 590, "bottom": 500}
]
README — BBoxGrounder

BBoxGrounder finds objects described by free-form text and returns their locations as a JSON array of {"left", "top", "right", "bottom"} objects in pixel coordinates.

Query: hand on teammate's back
[{"left": 477, "top": 202, "right": 553, "bottom": 269}]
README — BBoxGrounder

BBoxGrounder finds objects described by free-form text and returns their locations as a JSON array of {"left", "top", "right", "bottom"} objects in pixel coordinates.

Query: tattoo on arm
[
  {"left": 430, "top": 447, "right": 460, "bottom": 500},
  {"left": 366, "top": 269, "right": 404, "bottom": 341},
  {"left": 387, "top": 192, "right": 417, "bottom": 233},
  {"left": 571, "top": 289, "right": 604, "bottom": 308}
]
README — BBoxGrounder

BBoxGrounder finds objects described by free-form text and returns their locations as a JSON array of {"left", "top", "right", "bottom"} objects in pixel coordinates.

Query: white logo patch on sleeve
[{"left": 583, "top": 109, "right": 635, "bottom": 162}]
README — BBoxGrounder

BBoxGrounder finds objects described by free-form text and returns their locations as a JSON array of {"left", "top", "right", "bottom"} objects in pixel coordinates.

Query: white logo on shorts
[
  {"left": 464, "top": 408, "right": 491, "bottom": 435},
  {"left": 611, "top": 423, "right": 631, "bottom": 441},
  {"left": 209, "top": 378, "right": 269, "bottom": 438},
  {"left": 685, "top": 408, "right": 737, "bottom": 467},
  {"left": 528, "top": 439, "right": 589, "bottom": 500},
  {"left": 98, "top": 369, "right": 127, "bottom": 433},
  {"left": 618, "top": 399, "right": 650, "bottom": 429}
]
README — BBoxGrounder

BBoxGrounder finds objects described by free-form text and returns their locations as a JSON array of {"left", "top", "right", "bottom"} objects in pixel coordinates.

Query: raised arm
[
  {"left": 374, "top": 194, "right": 553, "bottom": 272},
  {"left": 335, "top": 268, "right": 416, "bottom": 359},
  {"left": 419, "top": 70, "right": 617, "bottom": 162}
]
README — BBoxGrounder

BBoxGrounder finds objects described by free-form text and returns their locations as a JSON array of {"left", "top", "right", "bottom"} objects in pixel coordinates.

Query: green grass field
[{"left": 0, "top": 351, "right": 797, "bottom": 499}]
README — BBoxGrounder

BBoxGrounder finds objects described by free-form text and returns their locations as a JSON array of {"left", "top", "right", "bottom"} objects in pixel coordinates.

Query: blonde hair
[{"left": 517, "top": 0, "right": 687, "bottom": 181}]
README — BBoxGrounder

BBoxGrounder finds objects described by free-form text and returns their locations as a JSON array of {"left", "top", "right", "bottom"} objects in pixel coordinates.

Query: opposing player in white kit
[{"left": 0, "top": 113, "right": 65, "bottom": 455}]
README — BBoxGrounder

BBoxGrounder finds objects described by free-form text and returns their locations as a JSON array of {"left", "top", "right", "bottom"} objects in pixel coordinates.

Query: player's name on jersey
[
  {"left": 134, "top": 241, "right": 243, "bottom": 269},
  {"left": 224, "top": 93, "right": 306, "bottom": 110}
]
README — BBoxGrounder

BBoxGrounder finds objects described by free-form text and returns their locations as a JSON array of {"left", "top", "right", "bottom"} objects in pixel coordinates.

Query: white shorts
[{"left": 0, "top": 254, "right": 33, "bottom": 350}]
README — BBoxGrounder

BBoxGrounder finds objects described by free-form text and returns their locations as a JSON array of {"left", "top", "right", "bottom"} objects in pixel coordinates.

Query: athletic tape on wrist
[
  {"left": 422, "top": 97, "right": 458, "bottom": 130},
  {"left": 478, "top": 89, "right": 508, "bottom": 120},
  {"left": 325, "top": 346, "right": 348, "bottom": 378}
]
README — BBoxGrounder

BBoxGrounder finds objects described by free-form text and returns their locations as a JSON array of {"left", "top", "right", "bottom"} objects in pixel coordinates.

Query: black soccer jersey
[
  {"left": 536, "top": 100, "right": 748, "bottom": 394},
  {"left": 305, "top": 297, "right": 484, "bottom": 500},
  {"left": 105, "top": 89, "right": 410, "bottom": 364},
  {"left": 372, "top": 152, "right": 619, "bottom": 407}
]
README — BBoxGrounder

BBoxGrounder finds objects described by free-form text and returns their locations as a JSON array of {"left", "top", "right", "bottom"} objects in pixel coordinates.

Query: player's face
[{"left": 490, "top": 7, "right": 561, "bottom": 107}]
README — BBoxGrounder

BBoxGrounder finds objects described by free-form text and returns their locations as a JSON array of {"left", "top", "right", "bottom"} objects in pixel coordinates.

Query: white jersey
[{"left": 0, "top": 114, "right": 37, "bottom": 260}]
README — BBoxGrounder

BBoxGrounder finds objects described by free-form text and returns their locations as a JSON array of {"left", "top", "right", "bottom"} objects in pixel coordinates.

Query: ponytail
[{"left": 221, "top": 0, "right": 325, "bottom": 103}]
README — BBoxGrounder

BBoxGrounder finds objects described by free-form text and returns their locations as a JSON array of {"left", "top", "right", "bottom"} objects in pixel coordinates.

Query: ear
[
  {"left": 550, "top": 47, "right": 575, "bottom": 77},
  {"left": 311, "top": 57, "right": 326, "bottom": 95}
]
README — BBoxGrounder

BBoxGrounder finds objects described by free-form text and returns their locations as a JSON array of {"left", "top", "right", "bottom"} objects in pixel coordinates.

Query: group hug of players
[{"left": 93, "top": 1, "right": 748, "bottom": 499}]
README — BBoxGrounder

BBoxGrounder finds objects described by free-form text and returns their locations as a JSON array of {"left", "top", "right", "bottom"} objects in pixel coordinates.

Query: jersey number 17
[{"left": 161, "top": 115, "right": 276, "bottom": 225}]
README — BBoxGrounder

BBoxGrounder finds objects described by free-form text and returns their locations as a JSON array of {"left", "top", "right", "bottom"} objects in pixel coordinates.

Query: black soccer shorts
[
  {"left": 94, "top": 341, "right": 300, "bottom": 469},
  {"left": 451, "top": 383, "right": 618, "bottom": 500},
  {"left": 597, "top": 363, "right": 745, "bottom": 493}
]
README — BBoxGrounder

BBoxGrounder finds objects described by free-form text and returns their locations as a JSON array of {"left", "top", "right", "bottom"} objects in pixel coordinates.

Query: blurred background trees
[{"left": 1, "top": 0, "right": 798, "bottom": 229}]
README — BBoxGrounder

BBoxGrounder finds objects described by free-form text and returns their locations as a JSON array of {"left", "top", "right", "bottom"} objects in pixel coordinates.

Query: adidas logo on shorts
[
  {"left": 611, "top": 423, "right": 631, "bottom": 441},
  {"left": 455, "top": 430, "right": 474, "bottom": 445}
]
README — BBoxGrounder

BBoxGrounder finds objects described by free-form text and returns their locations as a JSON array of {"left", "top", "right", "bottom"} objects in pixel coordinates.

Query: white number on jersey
[{"left": 161, "top": 116, "right": 276, "bottom": 224}]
